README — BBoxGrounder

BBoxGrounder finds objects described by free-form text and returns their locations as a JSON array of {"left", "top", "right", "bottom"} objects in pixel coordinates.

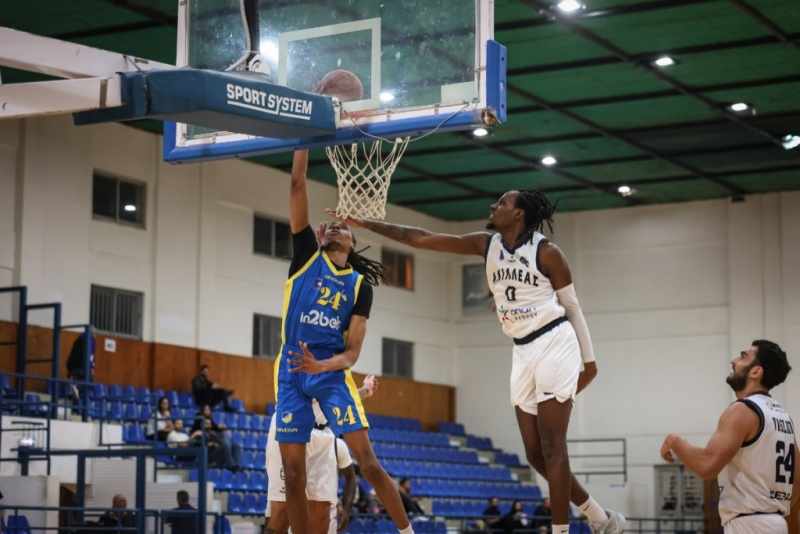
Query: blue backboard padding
[
  {"left": 486, "top": 40, "right": 507, "bottom": 124},
  {"left": 74, "top": 69, "right": 336, "bottom": 139},
  {"left": 163, "top": 109, "right": 484, "bottom": 163}
]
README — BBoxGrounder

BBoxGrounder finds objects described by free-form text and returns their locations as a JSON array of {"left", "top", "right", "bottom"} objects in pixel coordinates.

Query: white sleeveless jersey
[
  {"left": 485, "top": 232, "right": 565, "bottom": 339},
  {"left": 717, "top": 393, "right": 795, "bottom": 525}
]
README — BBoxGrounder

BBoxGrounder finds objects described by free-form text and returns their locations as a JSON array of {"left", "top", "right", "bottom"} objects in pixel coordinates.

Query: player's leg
[
  {"left": 342, "top": 429, "right": 412, "bottom": 532},
  {"left": 535, "top": 397, "right": 573, "bottom": 527},
  {"left": 265, "top": 501, "right": 289, "bottom": 534},
  {"left": 309, "top": 501, "right": 333, "bottom": 534},
  {"left": 515, "top": 407, "right": 590, "bottom": 505},
  {"left": 279, "top": 441, "right": 309, "bottom": 534}
]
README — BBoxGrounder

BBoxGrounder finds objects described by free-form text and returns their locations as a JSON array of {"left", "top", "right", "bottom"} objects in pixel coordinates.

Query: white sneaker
[{"left": 591, "top": 509, "right": 626, "bottom": 533}]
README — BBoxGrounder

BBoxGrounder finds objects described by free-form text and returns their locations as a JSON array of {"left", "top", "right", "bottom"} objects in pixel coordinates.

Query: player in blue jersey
[{"left": 276, "top": 149, "right": 414, "bottom": 534}]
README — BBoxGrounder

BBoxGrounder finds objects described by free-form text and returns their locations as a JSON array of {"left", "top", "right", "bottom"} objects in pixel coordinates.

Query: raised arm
[
  {"left": 326, "top": 209, "right": 489, "bottom": 256},
  {"left": 290, "top": 150, "right": 310, "bottom": 233}
]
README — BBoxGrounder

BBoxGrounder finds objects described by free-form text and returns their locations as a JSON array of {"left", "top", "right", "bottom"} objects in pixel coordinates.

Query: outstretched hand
[
  {"left": 325, "top": 208, "right": 364, "bottom": 228},
  {"left": 287, "top": 342, "right": 326, "bottom": 374}
]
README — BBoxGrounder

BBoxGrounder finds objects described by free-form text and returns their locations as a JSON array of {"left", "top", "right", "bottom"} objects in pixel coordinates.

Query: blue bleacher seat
[
  {"left": 230, "top": 431, "right": 244, "bottom": 447},
  {"left": 123, "top": 403, "right": 138, "bottom": 421},
  {"left": 266, "top": 402, "right": 275, "bottom": 415},
  {"left": 256, "top": 433, "right": 268, "bottom": 450},
  {"left": 213, "top": 516, "right": 232, "bottom": 534},
  {"left": 151, "top": 388, "right": 165, "bottom": 402},
  {"left": 219, "top": 469, "right": 234, "bottom": 490},
  {"left": 238, "top": 413, "right": 252, "bottom": 430},
  {"left": 241, "top": 451, "right": 255, "bottom": 469},
  {"left": 1, "top": 373, "right": 16, "bottom": 397},
  {"left": 242, "top": 432, "right": 257, "bottom": 450},
  {"left": 243, "top": 493, "right": 259, "bottom": 514},
  {"left": 227, "top": 493, "right": 243, "bottom": 513},
  {"left": 89, "top": 383, "right": 107, "bottom": 400},
  {"left": 212, "top": 411, "right": 224, "bottom": 426},
  {"left": 107, "top": 384, "right": 123, "bottom": 400},
  {"left": 234, "top": 470, "right": 251, "bottom": 491},
  {"left": 570, "top": 522, "right": 592, "bottom": 533},
  {"left": 22, "top": 393, "right": 47, "bottom": 417},
  {"left": 348, "top": 518, "right": 366, "bottom": 534},
  {"left": 251, "top": 471, "right": 267, "bottom": 491},
  {"left": 167, "top": 390, "right": 180, "bottom": 409},
  {"left": 230, "top": 398, "right": 245, "bottom": 412},
  {"left": 375, "top": 519, "right": 393, "bottom": 533},
  {"left": 136, "top": 387, "right": 151, "bottom": 404},
  {"left": 122, "top": 385, "right": 137, "bottom": 402},
  {"left": 106, "top": 401, "right": 123, "bottom": 422},
  {"left": 225, "top": 411, "right": 238, "bottom": 429},
  {"left": 124, "top": 423, "right": 144, "bottom": 443},
  {"left": 7, "top": 514, "right": 31, "bottom": 534},
  {"left": 207, "top": 468, "right": 221, "bottom": 488},
  {"left": 257, "top": 493, "right": 267, "bottom": 515},
  {"left": 255, "top": 452, "right": 266, "bottom": 471},
  {"left": 179, "top": 391, "right": 194, "bottom": 408}
]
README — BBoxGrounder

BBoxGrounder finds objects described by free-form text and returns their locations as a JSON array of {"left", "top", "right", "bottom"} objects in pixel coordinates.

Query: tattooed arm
[{"left": 325, "top": 209, "right": 489, "bottom": 256}]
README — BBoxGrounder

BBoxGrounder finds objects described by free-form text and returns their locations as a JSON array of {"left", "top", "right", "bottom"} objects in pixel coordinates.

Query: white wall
[{"left": 3, "top": 116, "right": 800, "bottom": 518}]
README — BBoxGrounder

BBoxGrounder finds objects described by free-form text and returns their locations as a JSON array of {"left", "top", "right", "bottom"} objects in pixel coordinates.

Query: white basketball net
[{"left": 326, "top": 137, "right": 410, "bottom": 220}]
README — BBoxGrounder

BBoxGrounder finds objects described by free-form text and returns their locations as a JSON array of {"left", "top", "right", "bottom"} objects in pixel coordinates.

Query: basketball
[{"left": 313, "top": 69, "right": 364, "bottom": 103}]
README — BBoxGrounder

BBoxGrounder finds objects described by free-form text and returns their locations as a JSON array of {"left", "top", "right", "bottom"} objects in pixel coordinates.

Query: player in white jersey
[
  {"left": 661, "top": 340, "right": 798, "bottom": 533},
  {"left": 265, "top": 374, "right": 374, "bottom": 534},
  {"left": 327, "top": 189, "right": 625, "bottom": 534}
]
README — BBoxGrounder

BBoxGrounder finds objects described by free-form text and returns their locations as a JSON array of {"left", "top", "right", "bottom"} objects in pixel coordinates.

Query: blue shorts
[{"left": 274, "top": 345, "right": 369, "bottom": 443}]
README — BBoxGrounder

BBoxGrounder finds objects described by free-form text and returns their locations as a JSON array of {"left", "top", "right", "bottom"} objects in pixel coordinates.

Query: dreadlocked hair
[
  {"left": 516, "top": 189, "right": 557, "bottom": 244},
  {"left": 347, "top": 249, "right": 389, "bottom": 287}
]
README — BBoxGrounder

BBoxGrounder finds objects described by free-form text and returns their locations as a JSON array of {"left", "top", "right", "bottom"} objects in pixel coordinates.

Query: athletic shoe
[{"left": 591, "top": 509, "right": 626, "bottom": 533}]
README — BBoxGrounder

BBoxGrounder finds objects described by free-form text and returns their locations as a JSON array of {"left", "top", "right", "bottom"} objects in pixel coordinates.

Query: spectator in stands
[
  {"left": 398, "top": 477, "right": 425, "bottom": 516},
  {"left": 165, "top": 490, "right": 197, "bottom": 534},
  {"left": 146, "top": 396, "right": 175, "bottom": 442},
  {"left": 166, "top": 419, "right": 202, "bottom": 462},
  {"left": 191, "top": 404, "right": 227, "bottom": 433},
  {"left": 532, "top": 498, "right": 552, "bottom": 533},
  {"left": 66, "top": 326, "right": 96, "bottom": 405},
  {"left": 191, "top": 365, "right": 236, "bottom": 412},
  {"left": 97, "top": 494, "right": 136, "bottom": 531},
  {"left": 483, "top": 497, "right": 504, "bottom": 533},
  {"left": 503, "top": 500, "right": 530, "bottom": 533},
  {"left": 196, "top": 414, "right": 241, "bottom": 471}
]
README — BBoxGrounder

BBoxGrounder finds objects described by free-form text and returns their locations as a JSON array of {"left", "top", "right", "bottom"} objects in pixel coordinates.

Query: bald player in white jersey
[
  {"left": 265, "top": 374, "right": 376, "bottom": 534},
  {"left": 327, "top": 189, "right": 625, "bottom": 534},
  {"left": 661, "top": 339, "right": 799, "bottom": 533}
]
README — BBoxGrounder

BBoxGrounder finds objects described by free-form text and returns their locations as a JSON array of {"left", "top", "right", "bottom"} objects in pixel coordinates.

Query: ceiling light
[
  {"left": 379, "top": 92, "right": 395, "bottom": 103},
  {"left": 541, "top": 156, "right": 557, "bottom": 166},
  {"left": 654, "top": 56, "right": 675, "bottom": 67},
  {"left": 729, "top": 102, "right": 751, "bottom": 113},
  {"left": 472, "top": 127, "right": 489, "bottom": 137},
  {"left": 617, "top": 185, "right": 635, "bottom": 197},
  {"left": 556, "top": 0, "right": 583, "bottom": 12},
  {"left": 782, "top": 134, "right": 800, "bottom": 150},
  {"left": 124, "top": 205, "right": 137, "bottom": 212}
]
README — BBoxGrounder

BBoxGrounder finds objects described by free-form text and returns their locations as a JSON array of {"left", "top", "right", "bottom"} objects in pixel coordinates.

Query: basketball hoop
[{"left": 326, "top": 137, "right": 410, "bottom": 220}]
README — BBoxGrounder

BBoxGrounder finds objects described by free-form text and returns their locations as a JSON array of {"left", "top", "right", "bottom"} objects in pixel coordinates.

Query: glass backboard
[{"left": 164, "top": 0, "right": 504, "bottom": 163}]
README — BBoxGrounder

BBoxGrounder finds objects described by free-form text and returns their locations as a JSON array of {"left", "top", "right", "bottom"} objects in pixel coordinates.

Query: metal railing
[{"left": 567, "top": 437, "right": 627, "bottom": 483}]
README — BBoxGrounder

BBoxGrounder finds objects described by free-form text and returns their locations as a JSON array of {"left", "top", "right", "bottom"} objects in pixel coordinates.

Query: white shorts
[
  {"left": 510, "top": 321, "right": 580, "bottom": 415},
  {"left": 266, "top": 415, "right": 338, "bottom": 503},
  {"left": 724, "top": 514, "right": 787, "bottom": 534}
]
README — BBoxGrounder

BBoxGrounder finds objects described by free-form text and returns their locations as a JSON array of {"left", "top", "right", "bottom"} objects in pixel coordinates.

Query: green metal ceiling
[{"left": 2, "top": 0, "right": 799, "bottom": 220}]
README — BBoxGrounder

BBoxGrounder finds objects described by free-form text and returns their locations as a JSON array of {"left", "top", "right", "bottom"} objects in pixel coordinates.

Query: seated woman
[{"left": 146, "top": 396, "right": 174, "bottom": 442}]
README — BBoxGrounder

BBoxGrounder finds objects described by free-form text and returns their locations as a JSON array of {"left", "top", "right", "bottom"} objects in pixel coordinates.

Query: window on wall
[
  {"left": 254, "top": 215, "right": 293, "bottom": 259},
  {"left": 90, "top": 285, "right": 144, "bottom": 339},
  {"left": 382, "top": 249, "right": 414, "bottom": 290},
  {"left": 382, "top": 338, "right": 414, "bottom": 379},
  {"left": 92, "top": 172, "right": 146, "bottom": 227},
  {"left": 253, "top": 314, "right": 282, "bottom": 358}
]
